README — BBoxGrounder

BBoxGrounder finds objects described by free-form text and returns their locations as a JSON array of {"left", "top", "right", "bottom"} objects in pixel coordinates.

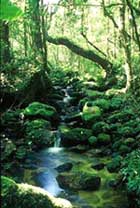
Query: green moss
[
  {"left": 92, "top": 122, "right": 110, "bottom": 134},
  {"left": 85, "top": 90, "right": 104, "bottom": 99},
  {"left": 97, "top": 133, "right": 111, "bottom": 145},
  {"left": 110, "top": 96, "right": 124, "bottom": 110},
  {"left": 88, "top": 136, "right": 98, "bottom": 146},
  {"left": 60, "top": 127, "right": 92, "bottom": 147},
  {"left": 25, "top": 119, "right": 54, "bottom": 147},
  {"left": 23, "top": 102, "right": 57, "bottom": 120},
  {"left": 92, "top": 99, "right": 110, "bottom": 110},
  {"left": 1, "top": 176, "right": 18, "bottom": 197},
  {"left": 119, "top": 145, "right": 131, "bottom": 154},
  {"left": 117, "top": 126, "right": 134, "bottom": 137},
  {"left": 82, "top": 102, "right": 102, "bottom": 122},
  {"left": 1, "top": 176, "right": 73, "bottom": 208},
  {"left": 107, "top": 156, "right": 122, "bottom": 173}
]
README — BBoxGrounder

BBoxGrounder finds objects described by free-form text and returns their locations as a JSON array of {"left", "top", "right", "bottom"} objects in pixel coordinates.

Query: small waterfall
[
  {"left": 63, "top": 87, "right": 71, "bottom": 105},
  {"left": 54, "top": 130, "right": 61, "bottom": 147}
]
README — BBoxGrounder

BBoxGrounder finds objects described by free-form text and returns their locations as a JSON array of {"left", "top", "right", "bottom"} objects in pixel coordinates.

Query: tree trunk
[{"left": 0, "top": 21, "right": 11, "bottom": 65}]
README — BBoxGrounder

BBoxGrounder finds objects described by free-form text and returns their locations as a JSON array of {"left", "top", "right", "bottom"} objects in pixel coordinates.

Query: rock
[
  {"left": 23, "top": 102, "right": 59, "bottom": 124},
  {"left": 91, "top": 99, "right": 110, "bottom": 111},
  {"left": 79, "top": 173, "right": 101, "bottom": 191},
  {"left": 107, "top": 156, "right": 122, "bottom": 173},
  {"left": 57, "top": 171, "right": 101, "bottom": 191},
  {"left": 25, "top": 119, "right": 54, "bottom": 148},
  {"left": 124, "top": 138, "right": 135, "bottom": 145},
  {"left": 55, "top": 163, "right": 73, "bottom": 172},
  {"left": 119, "top": 145, "right": 131, "bottom": 154},
  {"left": 82, "top": 102, "right": 102, "bottom": 123},
  {"left": 97, "top": 133, "right": 111, "bottom": 145},
  {"left": 3, "top": 139, "right": 16, "bottom": 158},
  {"left": 59, "top": 126, "right": 92, "bottom": 147},
  {"left": 15, "top": 146, "right": 27, "bottom": 159},
  {"left": 85, "top": 90, "right": 104, "bottom": 99},
  {"left": 117, "top": 126, "right": 134, "bottom": 137},
  {"left": 92, "top": 122, "right": 110, "bottom": 134},
  {"left": 69, "top": 145, "right": 89, "bottom": 153},
  {"left": 1, "top": 176, "right": 73, "bottom": 208},
  {"left": 110, "top": 96, "right": 124, "bottom": 110},
  {"left": 64, "top": 113, "right": 82, "bottom": 123},
  {"left": 88, "top": 136, "right": 98, "bottom": 147},
  {"left": 78, "top": 97, "right": 89, "bottom": 110},
  {"left": 91, "top": 163, "right": 105, "bottom": 170}
]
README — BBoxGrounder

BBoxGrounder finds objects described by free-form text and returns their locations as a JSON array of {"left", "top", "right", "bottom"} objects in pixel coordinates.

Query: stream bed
[
  {"left": 22, "top": 147, "right": 129, "bottom": 208},
  {"left": 18, "top": 85, "right": 129, "bottom": 208}
]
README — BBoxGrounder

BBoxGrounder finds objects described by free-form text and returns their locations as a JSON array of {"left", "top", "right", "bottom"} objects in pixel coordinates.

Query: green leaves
[{"left": 0, "top": 0, "right": 23, "bottom": 21}]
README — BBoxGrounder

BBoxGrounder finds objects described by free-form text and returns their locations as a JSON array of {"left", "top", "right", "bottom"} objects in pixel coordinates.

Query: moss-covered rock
[
  {"left": 88, "top": 136, "right": 98, "bottom": 146},
  {"left": 2, "top": 140, "right": 16, "bottom": 159},
  {"left": 57, "top": 171, "right": 101, "bottom": 191},
  {"left": 92, "top": 99, "right": 110, "bottom": 111},
  {"left": 119, "top": 145, "right": 131, "bottom": 154},
  {"left": 117, "top": 126, "right": 134, "bottom": 137},
  {"left": 107, "top": 156, "right": 122, "bottom": 173},
  {"left": 25, "top": 119, "right": 54, "bottom": 147},
  {"left": 85, "top": 90, "right": 104, "bottom": 99},
  {"left": 1, "top": 176, "right": 73, "bottom": 208},
  {"left": 82, "top": 102, "right": 102, "bottom": 123},
  {"left": 23, "top": 102, "right": 58, "bottom": 122},
  {"left": 60, "top": 126, "right": 92, "bottom": 147},
  {"left": 92, "top": 121, "right": 110, "bottom": 134},
  {"left": 110, "top": 96, "right": 124, "bottom": 110},
  {"left": 97, "top": 133, "right": 111, "bottom": 145},
  {"left": 108, "top": 109, "right": 135, "bottom": 123}
]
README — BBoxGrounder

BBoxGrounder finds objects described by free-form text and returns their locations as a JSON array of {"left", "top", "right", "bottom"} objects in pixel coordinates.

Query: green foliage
[
  {"left": 121, "top": 150, "right": 140, "bottom": 206},
  {"left": 1, "top": 176, "right": 17, "bottom": 197},
  {"left": 0, "top": 0, "right": 22, "bottom": 21}
]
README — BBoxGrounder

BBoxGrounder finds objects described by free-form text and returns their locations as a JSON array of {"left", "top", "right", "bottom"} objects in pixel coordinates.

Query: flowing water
[{"left": 22, "top": 86, "right": 129, "bottom": 208}]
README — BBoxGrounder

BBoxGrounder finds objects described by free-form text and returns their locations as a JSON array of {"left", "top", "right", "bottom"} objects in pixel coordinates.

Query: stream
[{"left": 21, "top": 86, "right": 129, "bottom": 208}]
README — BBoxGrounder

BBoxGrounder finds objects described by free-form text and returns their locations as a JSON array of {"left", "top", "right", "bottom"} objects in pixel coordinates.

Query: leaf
[{"left": 0, "top": 0, "right": 23, "bottom": 21}]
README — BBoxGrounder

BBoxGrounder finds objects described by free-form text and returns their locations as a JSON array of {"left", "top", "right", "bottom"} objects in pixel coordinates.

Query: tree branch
[
  {"left": 81, "top": 32, "right": 107, "bottom": 57},
  {"left": 46, "top": 34, "right": 113, "bottom": 71}
]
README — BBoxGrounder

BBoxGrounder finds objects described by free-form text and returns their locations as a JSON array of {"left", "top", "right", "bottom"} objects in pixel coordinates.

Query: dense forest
[{"left": 0, "top": 0, "right": 140, "bottom": 208}]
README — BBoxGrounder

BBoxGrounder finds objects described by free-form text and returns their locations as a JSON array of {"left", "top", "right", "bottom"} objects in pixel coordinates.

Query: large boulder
[
  {"left": 24, "top": 119, "right": 54, "bottom": 148},
  {"left": 55, "top": 162, "right": 73, "bottom": 173},
  {"left": 57, "top": 171, "right": 101, "bottom": 191},
  {"left": 59, "top": 126, "right": 92, "bottom": 147},
  {"left": 82, "top": 102, "right": 102, "bottom": 123},
  {"left": 1, "top": 176, "right": 73, "bottom": 208},
  {"left": 23, "top": 102, "right": 58, "bottom": 124}
]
